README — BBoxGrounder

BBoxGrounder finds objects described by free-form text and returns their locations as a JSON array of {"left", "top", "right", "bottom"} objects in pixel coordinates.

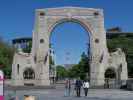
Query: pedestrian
[
  {"left": 75, "top": 78, "right": 82, "bottom": 97},
  {"left": 64, "top": 78, "right": 71, "bottom": 97},
  {"left": 83, "top": 80, "right": 89, "bottom": 97},
  {"left": 73, "top": 79, "right": 76, "bottom": 96},
  {"left": 8, "top": 91, "right": 19, "bottom": 100}
]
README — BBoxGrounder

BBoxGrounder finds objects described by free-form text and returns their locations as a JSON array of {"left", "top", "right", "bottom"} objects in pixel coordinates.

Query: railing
[
  {"left": 104, "top": 78, "right": 127, "bottom": 89},
  {"left": 127, "top": 78, "right": 133, "bottom": 90},
  {"left": 4, "top": 78, "right": 133, "bottom": 90}
]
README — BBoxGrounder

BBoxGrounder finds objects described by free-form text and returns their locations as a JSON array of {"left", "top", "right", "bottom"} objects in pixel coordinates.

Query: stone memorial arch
[
  {"left": 32, "top": 7, "right": 109, "bottom": 86},
  {"left": 12, "top": 7, "right": 127, "bottom": 87}
]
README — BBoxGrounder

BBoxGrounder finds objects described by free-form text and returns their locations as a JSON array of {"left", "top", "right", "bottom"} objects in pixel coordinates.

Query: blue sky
[
  {"left": 50, "top": 22, "right": 89, "bottom": 65},
  {"left": 0, "top": 0, "right": 133, "bottom": 65}
]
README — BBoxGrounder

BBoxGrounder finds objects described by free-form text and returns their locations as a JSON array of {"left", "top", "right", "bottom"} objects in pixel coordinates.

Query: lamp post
[{"left": 49, "top": 43, "right": 57, "bottom": 84}]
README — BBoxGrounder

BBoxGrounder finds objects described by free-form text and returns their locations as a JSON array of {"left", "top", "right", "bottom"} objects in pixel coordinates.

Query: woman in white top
[{"left": 83, "top": 80, "right": 89, "bottom": 96}]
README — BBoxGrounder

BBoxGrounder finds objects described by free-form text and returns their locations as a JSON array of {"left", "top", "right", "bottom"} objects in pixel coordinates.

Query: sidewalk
[{"left": 4, "top": 85, "right": 133, "bottom": 100}]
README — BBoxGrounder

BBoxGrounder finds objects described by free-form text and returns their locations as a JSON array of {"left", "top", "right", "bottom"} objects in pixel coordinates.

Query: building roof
[
  {"left": 12, "top": 37, "right": 32, "bottom": 44},
  {"left": 106, "top": 27, "right": 133, "bottom": 38}
]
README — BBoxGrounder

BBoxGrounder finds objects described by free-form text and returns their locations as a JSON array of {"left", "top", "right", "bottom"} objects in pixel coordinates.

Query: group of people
[{"left": 64, "top": 78, "right": 90, "bottom": 97}]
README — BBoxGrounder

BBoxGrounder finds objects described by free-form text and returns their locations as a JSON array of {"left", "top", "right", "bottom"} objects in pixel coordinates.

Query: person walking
[
  {"left": 83, "top": 80, "right": 89, "bottom": 97},
  {"left": 75, "top": 78, "right": 82, "bottom": 97},
  {"left": 73, "top": 79, "right": 76, "bottom": 96},
  {"left": 64, "top": 79, "right": 71, "bottom": 97}
]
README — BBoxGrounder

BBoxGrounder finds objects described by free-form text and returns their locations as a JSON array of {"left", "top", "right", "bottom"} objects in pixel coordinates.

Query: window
[
  {"left": 34, "top": 55, "right": 37, "bottom": 63},
  {"left": 119, "top": 64, "right": 122, "bottom": 72},
  {"left": 40, "top": 39, "right": 44, "bottom": 43},
  {"left": 40, "top": 12, "right": 45, "bottom": 16},
  {"left": 94, "top": 12, "right": 99, "bottom": 16},
  {"left": 99, "top": 53, "right": 104, "bottom": 63},
  {"left": 17, "top": 64, "right": 19, "bottom": 75},
  {"left": 95, "top": 38, "right": 99, "bottom": 43}
]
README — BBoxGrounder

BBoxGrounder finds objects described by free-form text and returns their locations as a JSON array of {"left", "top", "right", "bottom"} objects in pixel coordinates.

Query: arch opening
[
  {"left": 49, "top": 19, "right": 91, "bottom": 80},
  {"left": 105, "top": 68, "right": 116, "bottom": 79},
  {"left": 23, "top": 68, "right": 35, "bottom": 80}
]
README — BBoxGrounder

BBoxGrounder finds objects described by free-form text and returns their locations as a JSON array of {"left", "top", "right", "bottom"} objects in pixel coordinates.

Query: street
[{"left": 4, "top": 85, "right": 133, "bottom": 100}]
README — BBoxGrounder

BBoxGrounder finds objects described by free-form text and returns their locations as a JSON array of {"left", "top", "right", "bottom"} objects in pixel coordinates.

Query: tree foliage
[
  {"left": 56, "top": 65, "right": 67, "bottom": 79},
  {"left": 107, "top": 35, "right": 133, "bottom": 77},
  {"left": 68, "top": 52, "right": 90, "bottom": 80},
  {"left": 0, "top": 39, "right": 14, "bottom": 78}
]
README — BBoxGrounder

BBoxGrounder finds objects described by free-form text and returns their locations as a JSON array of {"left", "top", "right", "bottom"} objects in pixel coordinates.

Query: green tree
[
  {"left": 79, "top": 52, "right": 90, "bottom": 78},
  {"left": 107, "top": 35, "right": 133, "bottom": 77},
  {"left": 67, "top": 52, "right": 90, "bottom": 80},
  {"left": 56, "top": 65, "right": 67, "bottom": 79},
  {"left": 67, "top": 64, "right": 80, "bottom": 78},
  {"left": 0, "top": 39, "right": 14, "bottom": 78}
]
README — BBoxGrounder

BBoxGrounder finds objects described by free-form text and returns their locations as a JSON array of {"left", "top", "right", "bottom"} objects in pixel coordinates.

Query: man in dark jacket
[{"left": 75, "top": 79, "right": 82, "bottom": 97}]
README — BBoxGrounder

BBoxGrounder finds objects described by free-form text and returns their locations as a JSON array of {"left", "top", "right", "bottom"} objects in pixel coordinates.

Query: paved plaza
[{"left": 5, "top": 85, "right": 133, "bottom": 100}]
